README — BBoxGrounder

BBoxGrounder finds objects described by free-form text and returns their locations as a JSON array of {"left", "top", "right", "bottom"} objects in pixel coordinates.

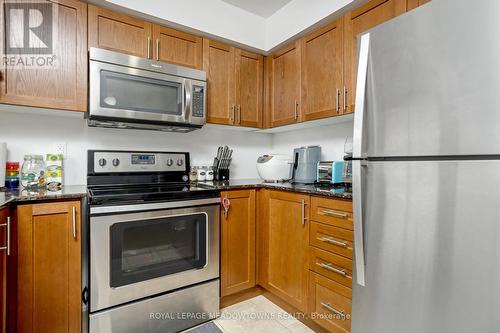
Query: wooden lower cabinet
[
  {"left": 259, "top": 190, "right": 309, "bottom": 312},
  {"left": 309, "top": 271, "right": 352, "bottom": 333},
  {"left": 221, "top": 190, "right": 256, "bottom": 296},
  {"left": 16, "top": 201, "right": 81, "bottom": 333},
  {"left": 0, "top": 206, "right": 9, "bottom": 333}
]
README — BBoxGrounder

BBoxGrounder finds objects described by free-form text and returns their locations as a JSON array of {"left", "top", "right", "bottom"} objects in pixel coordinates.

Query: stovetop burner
[{"left": 87, "top": 150, "right": 220, "bottom": 206}]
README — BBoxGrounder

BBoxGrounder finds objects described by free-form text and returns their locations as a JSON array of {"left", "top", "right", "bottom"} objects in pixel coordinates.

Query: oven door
[
  {"left": 89, "top": 60, "right": 206, "bottom": 127},
  {"left": 90, "top": 200, "right": 219, "bottom": 312}
]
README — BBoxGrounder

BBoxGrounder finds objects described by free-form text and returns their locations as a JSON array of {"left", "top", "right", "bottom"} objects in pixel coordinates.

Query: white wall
[
  {"left": 0, "top": 109, "right": 272, "bottom": 185},
  {"left": 271, "top": 122, "right": 354, "bottom": 161}
]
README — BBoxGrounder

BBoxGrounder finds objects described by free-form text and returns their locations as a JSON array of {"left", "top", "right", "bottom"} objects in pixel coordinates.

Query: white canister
[
  {"left": 0, "top": 143, "right": 6, "bottom": 187},
  {"left": 196, "top": 167, "right": 207, "bottom": 181}
]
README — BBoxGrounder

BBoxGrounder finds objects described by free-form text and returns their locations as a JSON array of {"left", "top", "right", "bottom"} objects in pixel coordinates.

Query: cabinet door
[
  {"left": 0, "top": 0, "right": 87, "bottom": 111},
  {"left": 407, "top": 0, "right": 431, "bottom": 10},
  {"left": 343, "top": 0, "right": 407, "bottom": 114},
  {"left": 152, "top": 25, "right": 202, "bottom": 69},
  {"left": 235, "top": 49, "right": 263, "bottom": 128},
  {"left": 301, "top": 18, "right": 344, "bottom": 121},
  {"left": 261, "top": 190, "right": 309, "bottom": 312},
  {"left": 0, "top": 207, "right": 8, "bottom": 333},
  {"left": 17, "top": 201, "right": 81, "bottom": 333},
  {"left": 203, "top": 39, "right": 235, "bottom": 125},
  {"left": 221, "top": 190, "right": 256, "bottom": 297},
  {"left": 88, "top": 5, "right": 152, "bottom": 58},
  {"left": 270, "top": 42, "right": 301, "bottom": 127}
]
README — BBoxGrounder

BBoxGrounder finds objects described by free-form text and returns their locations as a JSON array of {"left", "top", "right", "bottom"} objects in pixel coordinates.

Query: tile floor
[{"left": 213, "top": 296, "right": 315, "bottom": 333}]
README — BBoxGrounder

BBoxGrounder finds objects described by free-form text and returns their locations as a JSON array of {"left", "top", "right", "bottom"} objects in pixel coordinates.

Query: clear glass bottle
[
  {"left": 21, "top": 155, "right": 46, "bottom": 189},
  {"left": 189, "top": 166, "right": 198, "bottom": 182},
  {"left": 206, "top": 166, "right": 214, "bottom": 181}
]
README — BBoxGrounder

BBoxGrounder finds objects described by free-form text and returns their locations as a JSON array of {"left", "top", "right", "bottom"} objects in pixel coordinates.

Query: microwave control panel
[{"left": 192, "top": 85, "right": 205, "bottom": 117}]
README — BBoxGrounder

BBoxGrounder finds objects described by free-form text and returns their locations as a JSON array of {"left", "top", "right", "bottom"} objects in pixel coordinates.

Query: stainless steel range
[{"left": 86, "top": 150, "right": 220, "bottom": 333}]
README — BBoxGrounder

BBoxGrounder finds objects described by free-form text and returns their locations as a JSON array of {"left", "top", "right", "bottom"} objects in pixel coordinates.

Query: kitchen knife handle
[{"left": 353, "top": 33, "right": 370, "bottom": 159}]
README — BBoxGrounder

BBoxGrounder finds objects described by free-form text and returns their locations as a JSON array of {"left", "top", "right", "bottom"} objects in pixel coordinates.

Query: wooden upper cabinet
[
  {"left": 17, "top": 201, "right": 81, "bottom": 333},
  {"left": 221, "top": 190, "right": 256, "bottom": 297},
  {"left": 152, "top": 25, "right": 202, "bottom": 69},
  {"left": 343, "top": 0, "right": 407, "bottom": 114},
  {"left": 204, "top": 39, "right": 263, "bottom": 128},
  {"left": 301, "top": 17, "right": 344, "bottom": 121},
  {"left": 407, "top": 0, "right": 431, "bottom": 10},
  {"left": 235, "top": 50, "right": 263, "bottom": 128},
  {"left": 88, "top": 4, "right": 152, "bottom": 58},
  {"left": 260, "top": 190, "right": 309, "bottom": 312},
  {"left": 269, "top": 42, "right": 301, "bottom": 127},
  {"left": 203, "top": 39, "right": 235, "bottom": 125},
  {"left": 0, "top": 0, "right": 87, "bottom": 112}
]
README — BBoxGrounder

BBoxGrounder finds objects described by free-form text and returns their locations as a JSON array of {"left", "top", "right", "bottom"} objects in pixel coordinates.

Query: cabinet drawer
[
  {"left": 310, "top": 222, "right": 353, "bottom": 259},
  {"left": 311, "top": 197, "right": 353, "bottom": 230},
  {"left": 309, "top": 271, "right": 352, "bottom": 333},
  {"left": 309, "top": 247, "right": 352, "bottom": 288}
]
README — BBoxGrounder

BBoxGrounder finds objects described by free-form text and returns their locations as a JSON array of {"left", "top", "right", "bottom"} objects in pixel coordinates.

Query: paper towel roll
[{"left": 0, "top": 142, "right": 6, "bottom": 187}]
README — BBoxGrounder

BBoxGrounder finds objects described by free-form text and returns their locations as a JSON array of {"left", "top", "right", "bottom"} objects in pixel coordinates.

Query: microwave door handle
[{"left": 184, "top": 82, "right": 192, "bottom": 122}]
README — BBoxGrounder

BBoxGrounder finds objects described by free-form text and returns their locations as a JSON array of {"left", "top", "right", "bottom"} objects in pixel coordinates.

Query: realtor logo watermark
[{"left": 3, "top": 1, "right": 57, "bottom": 68}]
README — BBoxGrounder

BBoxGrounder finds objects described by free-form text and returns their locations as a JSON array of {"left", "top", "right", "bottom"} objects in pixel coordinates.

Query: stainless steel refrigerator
[{"left": 351, "top": 0, "right": 500, "bottom": 332}]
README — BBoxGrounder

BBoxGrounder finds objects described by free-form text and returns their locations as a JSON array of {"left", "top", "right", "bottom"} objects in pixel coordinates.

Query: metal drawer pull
[
  {"left": 72, "top": 207, "right": 77, "bottom": 239},
  {"left": 318, "top": 236, "right": 347, "bottom": 248},
  {"left": 321, "top": 302, "right": 345, "bottom": 316},
  {"left": 317, "top": 262, "right": 347, "bottom": 276},
  {"left": 321, "top": 209, "right": 348, "bottom": 219},
  {"left": 0, "top": 217, "right": 10, "bottom": 255}
]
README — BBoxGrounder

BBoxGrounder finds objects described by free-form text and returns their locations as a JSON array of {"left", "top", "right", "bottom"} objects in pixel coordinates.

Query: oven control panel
[{"left": 92, "top": 151, "right": 188, "bottom": 173}]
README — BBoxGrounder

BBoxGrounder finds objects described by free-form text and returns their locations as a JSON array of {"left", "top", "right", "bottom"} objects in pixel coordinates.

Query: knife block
[{"left": 217, "top": 169, "right": 230, "bottom": 181}]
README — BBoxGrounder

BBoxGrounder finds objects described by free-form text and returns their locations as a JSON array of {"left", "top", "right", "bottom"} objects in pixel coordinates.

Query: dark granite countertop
[
  {"left": 0, "top": 185, "right": 87, "bottom": 207},
  {"left": 195, "top": 179, "right": 352, "bottom": 200}
]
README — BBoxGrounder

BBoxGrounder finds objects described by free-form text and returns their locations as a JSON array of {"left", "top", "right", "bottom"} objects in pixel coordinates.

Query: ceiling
[{"left": 221, "top": 0, "right": 293, "bottom": 18}]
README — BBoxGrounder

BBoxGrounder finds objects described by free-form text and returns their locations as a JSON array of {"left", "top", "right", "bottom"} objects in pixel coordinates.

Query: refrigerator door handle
[
  {"left": 353, "top": 159, "right": 366, "bottom": 286},
  {"left": 352, "top": 33, "right": 370, "bottom": 159}
]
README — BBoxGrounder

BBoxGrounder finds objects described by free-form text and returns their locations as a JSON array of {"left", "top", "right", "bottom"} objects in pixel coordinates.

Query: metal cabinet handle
[
  {"left": 343, "top": 86, "right": 348, "bottom": 113},
  {"left": 0, "top": 217, "right": 10, "bottom": 256},
  {"left": 320, "top": 302, "right": 345, "bottom": 316},
  {"left": 231, "top": 104, "right": 236, "bottom": 124},
  {"left": 294, "top": 100, "right": 298, "bottom": 120},
  {"left": 317, "top": 236, "right": 348, "bottom": 248},
  {"left": 72, "top": 207, "right": 76, "bottom": 239},
  {"left": 336, "top": 88, "right": 340, "bottom": 113},
  {"left": 237, "top": 105, "right": 241, "bottom": 125},
  {"left": 147, "top": 37, "right": 152, "bottom": 59},
  {"left": 301, "top": 199, "right": 308, "bottom": 225},
  {"left": 156, "top": 38, "right": 160, "bottom": 61},
  {"left": 317, "top": 261, "right": 347, "bottom": 276},
  {"left": 321, "top": 209, "right": 348, "bottom": 219}
]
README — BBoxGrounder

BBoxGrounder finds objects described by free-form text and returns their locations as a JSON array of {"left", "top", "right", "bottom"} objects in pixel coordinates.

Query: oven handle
[{"left": 90, "top": 197, "right": 221, "bottom": 215}]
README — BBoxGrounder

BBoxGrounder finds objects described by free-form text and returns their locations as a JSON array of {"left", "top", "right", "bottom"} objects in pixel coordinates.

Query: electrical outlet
[{"left": 52, "top": 142, "right": 67, "bottom": 158}]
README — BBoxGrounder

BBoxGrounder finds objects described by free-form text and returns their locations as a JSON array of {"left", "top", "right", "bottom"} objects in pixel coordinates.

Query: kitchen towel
[{"left": 0, "top": 142, "right": 6, "bottom": 187}]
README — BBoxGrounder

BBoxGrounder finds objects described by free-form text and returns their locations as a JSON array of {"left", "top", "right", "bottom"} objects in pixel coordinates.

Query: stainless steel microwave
[{"left": 88, "top": 48, "right": 207, "bottom": 133}]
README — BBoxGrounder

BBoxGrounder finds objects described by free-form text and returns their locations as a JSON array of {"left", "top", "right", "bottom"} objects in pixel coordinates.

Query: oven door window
[
  {"left": 110, "top": 213, "right": 207, "bottom": 287},
  {"left": 100, "top": 70, "right": 183, "bottom": 116}
]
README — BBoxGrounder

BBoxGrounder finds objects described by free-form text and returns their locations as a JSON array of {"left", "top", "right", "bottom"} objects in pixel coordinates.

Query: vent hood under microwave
[{"left": 87, "top": 48, "right": 207, "bottom": 133}]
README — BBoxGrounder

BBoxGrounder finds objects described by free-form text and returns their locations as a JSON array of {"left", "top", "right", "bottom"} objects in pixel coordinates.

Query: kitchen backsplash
[{"left": 0, "top": 109, "right": 353, "bottom": 185}]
